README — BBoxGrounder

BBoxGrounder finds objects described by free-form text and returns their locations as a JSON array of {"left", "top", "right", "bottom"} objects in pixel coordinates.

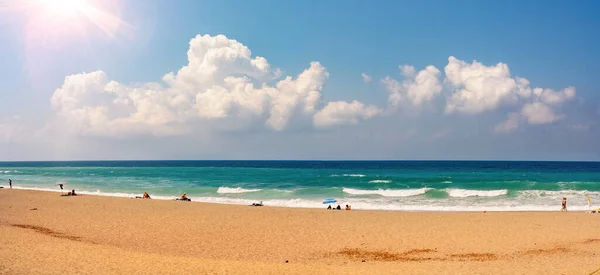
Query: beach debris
[
  {"left": 285, "top": 260, "right": 289, "bottom": 263},
  {"left": 29, "top": 208, "right": 37, "bottom": 211}
]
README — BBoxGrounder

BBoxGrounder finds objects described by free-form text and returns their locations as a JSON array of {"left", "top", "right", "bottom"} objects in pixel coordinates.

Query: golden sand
[{"left": 1, "top": 189, "right": 599, "bottom": 274}]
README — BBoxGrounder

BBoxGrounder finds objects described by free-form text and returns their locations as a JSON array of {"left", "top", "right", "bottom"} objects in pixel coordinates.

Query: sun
[
  {"left": 38, "top": 0, "right": 89, "bottom": 18},
  {"left": 21, "top": 0, "right": 131, "bottom": 64}
]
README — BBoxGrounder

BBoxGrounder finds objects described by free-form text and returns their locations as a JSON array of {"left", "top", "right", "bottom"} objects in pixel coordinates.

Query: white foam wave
[
  {"left": 518, "top": 189, "right": 594, "bottom": 198},
  {"left": 343, "top": 187, "right": 431, "bottom": 197},
  {"left": 368, "top": 180, "right": 391, "bottom": 183},
  {"left": 217, "top": 187, "right": 262, "bottom": 194},
  {"left": 7, "top": 185, "right": 600, "bottom": 212},
  {"left": 331, "top": 174, "right": 366, "bottom": 177},
  {"left": 446, "top": 189, "right": 508, "bottom": 198},
  {"left": 441, "top": 181, "right": 452, "bottom": 184},
  {"left": 10, "top": 186, "right": 181, "bottom": 201}
]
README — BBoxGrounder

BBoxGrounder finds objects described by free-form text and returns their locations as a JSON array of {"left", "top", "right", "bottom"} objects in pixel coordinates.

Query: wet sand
[{"left": 1, "top": 189, "right": 599, "bottom": 274}]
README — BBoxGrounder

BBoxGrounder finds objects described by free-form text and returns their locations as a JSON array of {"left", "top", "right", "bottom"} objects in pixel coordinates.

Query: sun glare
[
  {"left": 24, "top": 0, "right": 130, "bottom": 43},
  {"left": 39, "top": 0, "right": 89, "bottom": 17}
]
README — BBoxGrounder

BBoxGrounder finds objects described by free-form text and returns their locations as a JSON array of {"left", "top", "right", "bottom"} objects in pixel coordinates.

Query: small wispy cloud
[{"left": 361, "top": 73, "right": 372, "bottom": 83}]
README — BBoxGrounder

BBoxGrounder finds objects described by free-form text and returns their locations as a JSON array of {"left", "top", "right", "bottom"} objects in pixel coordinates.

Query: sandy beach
[{"left": 1, "top": 189, "right": 599, "bottom": 274}]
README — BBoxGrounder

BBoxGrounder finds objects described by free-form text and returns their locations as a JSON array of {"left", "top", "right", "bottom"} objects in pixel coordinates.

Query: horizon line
[{"left": 0, "top": 159, "right": 599, "bottom": 163}]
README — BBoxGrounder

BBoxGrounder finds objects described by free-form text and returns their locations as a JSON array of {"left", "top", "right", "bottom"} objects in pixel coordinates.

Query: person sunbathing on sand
[
  {"left": 176, "top": 193, "right": 191, "bottom": 201},
  {"left": 62, "top": 189, "right": 77, "bottom": 196},
  {"left": 251, "top": 201, "right": 263, "bottom": 206},
  {"left": 345, "top": 205, "right": 351, "bottom": 210},
  {"left": 135, "top": 192, "right": 151, "bottom": 199}
]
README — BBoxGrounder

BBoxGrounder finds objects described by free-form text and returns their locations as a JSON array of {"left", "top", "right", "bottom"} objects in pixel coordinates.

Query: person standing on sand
[
  {"left": 8, "top": 179, "right": 11, "bottom": 189},
  {"left": 561, "top": 197, "right": 567, "bottom": 212},
  {"left": 588, "top": 196, "right": 592, "bottom": 210}
]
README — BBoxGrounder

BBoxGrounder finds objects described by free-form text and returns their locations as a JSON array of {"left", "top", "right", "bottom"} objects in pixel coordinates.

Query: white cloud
[
  {"left": 520, "top": 102, "right": 563, "bottom": 125},
  {"left": 45, "top": 39, "right": 582, "bottom": 140},
  {"left": 442, "top": 56, "right": 577, "bottom": 132},
  {"left": 382, "top": 65, "right": 442, "bottom": 107},
  {"left": 381, "top": 76, "right": 403, "bottom": 107},
  {"left": 443, "top": 57, "right": 576, "bottom": 117},
  {"left": 48, "top": 34, "right": 385, "bottom": 138},
  {"left": 445, "top": 56, "right": 525, "bottom": 114},
  {"left": 494, "top": 113, "right": 521, "bottom": 134},
  {"left": 532, "top": 87, "right": 576, "bottom": 105},
  {"left": 313, "top": 100, "right": 382, "bottom": 128},
  {"left": 517, "top": 87, "right": 576, "bottom": 126},
  {"left": 361, "top": 73, "right": 372, "bottom": 83}
]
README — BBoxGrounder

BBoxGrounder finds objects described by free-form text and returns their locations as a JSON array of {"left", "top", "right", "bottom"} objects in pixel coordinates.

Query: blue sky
[{"left": 0, "top": 0, "right": 599, "bottom": 160}]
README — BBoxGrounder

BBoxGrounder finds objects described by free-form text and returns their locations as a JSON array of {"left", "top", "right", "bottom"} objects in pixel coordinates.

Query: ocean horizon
[{"left": 2, "top": 160, "right": 599, "bottom": 212}]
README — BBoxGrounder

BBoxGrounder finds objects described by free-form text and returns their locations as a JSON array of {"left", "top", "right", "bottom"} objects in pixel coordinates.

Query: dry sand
[{"left": 1, "top": 189, "right": 599, "bottom": 274}]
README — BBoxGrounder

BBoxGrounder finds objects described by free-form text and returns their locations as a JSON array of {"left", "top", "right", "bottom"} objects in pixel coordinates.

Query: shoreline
[
  {"left": 2, "top": 185, "right": 596, "bottom": 212},
  {"left": 1, "top": 189, "right": 600, "bottom": 274}
]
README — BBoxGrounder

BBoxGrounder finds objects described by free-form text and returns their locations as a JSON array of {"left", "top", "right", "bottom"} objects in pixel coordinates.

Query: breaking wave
[
  {"left": 216, "top": 187, "right": 262, "bottom": 194},
  {"left": 343, "top": 187, "right": 432, "bottom": 197},
  {"left": 446, "top": 189, "right": 508, "bottom": 198},
  {"left": 368, "top": 180, "right": 392, "bottom": 183}
]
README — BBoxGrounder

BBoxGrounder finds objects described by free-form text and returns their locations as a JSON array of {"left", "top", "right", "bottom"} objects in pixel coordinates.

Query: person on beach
[
  {"left": 336, "top": 205, "right": 341, "bottom": 210},
  {"left": 588, "top": 196, "right": 592, "bottom": 210},
  {"left": 345, "top": 205, "right": 351, "bottom": 210},
  {"left": 251, "top": 201, "right": 263, "bottom": 206},
  {"left": 62, "top": 189, "right": 77, "bottom": 196},
  {"left": 327, "top": 205, "right": 332, "bottom": 210},
  {"left": 176, "top": 193, "right": 190, "bottom": 201},
  {"left": 561, "top": 197, "right": 567, "bottom": 212},
  {"left": 9, "top": 179, "right": 12, "bottom": 189},
  {"left": 174, "top": 193, "right": 191, "bottom": 201},
  {"left": 136, "top": 192, "right": 151, "bottom": 199}
]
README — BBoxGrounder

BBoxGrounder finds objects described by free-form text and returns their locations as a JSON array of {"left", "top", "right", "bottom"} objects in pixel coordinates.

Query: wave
[
  {"left": 446, "top": 189, "right": 508, "bottom": 198},
  {"left": 331, "top": 174, "right": 366, "bottom": 177},
  {"left": 11, "top": 186, "right": 179, "bottom": 200},
  {"left": 441, "top": 181, "right": 452, "bottom": 184},
  {"left": 2, "top": 170, "right": 19, "bottom": 174},
  {"left": 368, "top": 180, "right": 391, "bottom": 183},
  {"left": 343, "top": 187, "right": 431, "bottom": 197},
  {"left": 216, "top": 187, "right": 262, "bottom": 194},
  {"left": 8, "top": 186, "right": 600, "bottom": 212},
  {"left": 517, "top": 189, "right": 595, "bottom": 198}
]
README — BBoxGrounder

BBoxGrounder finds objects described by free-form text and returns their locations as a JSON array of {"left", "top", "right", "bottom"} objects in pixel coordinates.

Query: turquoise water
[{"left": 1, "top": 161, "right": 599, "bottom": 211}]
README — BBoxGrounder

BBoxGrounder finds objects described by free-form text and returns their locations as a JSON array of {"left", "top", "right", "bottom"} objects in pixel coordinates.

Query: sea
[{"left": 1, "top": 160, "right": 599, "bottom": 212}]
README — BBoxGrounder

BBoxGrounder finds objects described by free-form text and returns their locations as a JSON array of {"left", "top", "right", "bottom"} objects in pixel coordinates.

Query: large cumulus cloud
[
  {"left": 47, "top": 34, "right": 580, "bottom": 140},
  {"left": 49, "top": 34, "right": 380, "bottom": 138},
  {"left": 380, "top": 56, "right": 577, "bottom": 134}
]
